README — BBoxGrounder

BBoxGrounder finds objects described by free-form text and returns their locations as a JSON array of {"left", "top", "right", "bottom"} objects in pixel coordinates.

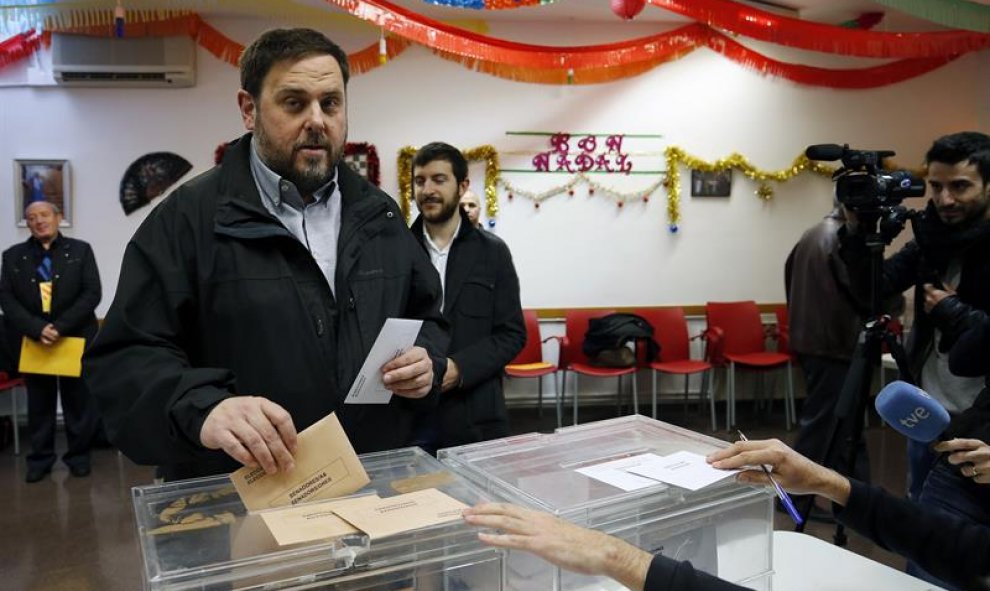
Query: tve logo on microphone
[{"left": 875, "top": 381, "right": 951, "bottom": 443}]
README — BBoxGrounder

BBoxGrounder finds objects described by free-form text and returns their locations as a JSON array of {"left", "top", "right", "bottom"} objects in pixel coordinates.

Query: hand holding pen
[
  {"left": 706, "top": 437, "right": 853, "bottom": 513},
  {"left": 735, "top": 431, "right": 803, "bottom": 525}
]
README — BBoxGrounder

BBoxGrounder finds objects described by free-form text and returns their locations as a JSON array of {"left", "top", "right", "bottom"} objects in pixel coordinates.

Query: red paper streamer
[
  {"left": 0, "top": 29, "right": 48, "bottom": 69},
  {"left": 0, "top": 7, "right": 979, "bottom": 90},
  {"left": 647, "top": 0, "right": 990, "bottom": 58}
]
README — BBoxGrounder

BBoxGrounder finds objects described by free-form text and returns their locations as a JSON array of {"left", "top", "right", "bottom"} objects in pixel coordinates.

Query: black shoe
[
  {"left": 25, "top": 464, "right": 52, "bottom": 483},
  {"left": 69, "top": 464, "right": 91, "bottom": 478}
]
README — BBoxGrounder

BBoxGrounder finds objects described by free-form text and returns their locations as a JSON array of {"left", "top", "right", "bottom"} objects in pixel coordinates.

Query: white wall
[{"left": 1, "top": 16, "right": 987, "bottom": 318}]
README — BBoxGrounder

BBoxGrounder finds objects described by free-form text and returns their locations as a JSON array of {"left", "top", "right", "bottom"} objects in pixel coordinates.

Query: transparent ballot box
[
  {"left": 438, "top": 415, "right": 775, "bottom": 591},
  {"left": 132, "top": 447, "right": 504, "bottom": 590}
]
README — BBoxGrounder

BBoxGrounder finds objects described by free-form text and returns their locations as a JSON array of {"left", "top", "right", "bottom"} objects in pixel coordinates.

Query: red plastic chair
[
  {"left": 504, "top": 310, "right": 561, "bottom": 427},
  {"left": 0, "top": 371, "right": 25, "bottom": 455},
  {"left": 635, "top": 307, "right": 716, "bottom": 431},
  {"left": 705, "top": 301, "right": 796, "bottom": 431},
  {"left": 559, "top": 309, "right": 638, "bottom": 425}
]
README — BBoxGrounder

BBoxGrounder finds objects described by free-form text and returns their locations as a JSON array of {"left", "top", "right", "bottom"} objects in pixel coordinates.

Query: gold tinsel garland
[
  {"left": 663, "top": 147, "right": 837, "bottom": 231},
  {"left": 398, "top": 145, "right": 500, "bottom": 224}
]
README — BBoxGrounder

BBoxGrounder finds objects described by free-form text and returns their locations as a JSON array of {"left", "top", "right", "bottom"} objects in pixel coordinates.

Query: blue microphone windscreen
[{"left": 875, "top": 381, "right": 951, "bottom": 443}]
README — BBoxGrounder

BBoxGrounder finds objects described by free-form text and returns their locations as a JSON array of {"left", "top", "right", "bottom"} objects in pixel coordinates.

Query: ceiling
[{"left": 7, "top": 0, "right": 989, "bottom": 32}]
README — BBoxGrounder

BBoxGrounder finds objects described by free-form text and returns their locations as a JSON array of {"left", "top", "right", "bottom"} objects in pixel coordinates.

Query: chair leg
[
  {"left": 651, "top": 370, "right": 658, "bottom": 419},
  {"left": 553, "top": 373, "right": 562, "bottom": 430},
  {"left": 683, "top": 374, "right": 690, "bottom": 415},
  {"left": 537, "top": 377, "right": 544, "bottom": 418},
  {"left": 704, "top": 369, "right": 716, "bottom": 432},
  {"left": 573, "top": 373, "right": 580, "bottom": 426},
  {"left": 616, "top": 376, "right": 623, "bottom": 417},
  {"left": 727, "top": 362, "right": 736, "bottom": 431},
  {"left": 632, "top": 372, "right": 638, "bottom": 416},
  {"left": 561, "top": 371, "right": 568, "bottom": 426}
]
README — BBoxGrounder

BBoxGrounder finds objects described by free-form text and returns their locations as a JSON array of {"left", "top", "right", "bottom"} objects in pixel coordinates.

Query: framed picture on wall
[
  {"left": 14, "top": 159, "right": 71, "bottom": 227},
  {"left": 690, "top": 169, "right": 732, "bottom": 197}
]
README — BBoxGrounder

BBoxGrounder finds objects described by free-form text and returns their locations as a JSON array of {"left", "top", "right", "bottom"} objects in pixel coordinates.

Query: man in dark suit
[
  {"left": 0, "top": 201, "right": 101, "bottom": 482},
  {"left": 409, "top": 142, "right": 526, "bottom": 452}
]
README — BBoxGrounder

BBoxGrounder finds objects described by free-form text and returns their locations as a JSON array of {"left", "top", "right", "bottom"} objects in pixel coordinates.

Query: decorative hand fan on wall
[{"left": 119, "top": 152, "right": 193, "bottom": 215}]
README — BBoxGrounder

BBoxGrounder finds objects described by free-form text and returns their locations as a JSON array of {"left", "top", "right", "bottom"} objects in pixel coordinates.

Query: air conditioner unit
[{"left": 52, "top": 34, "right": 195, "bottom": 87}]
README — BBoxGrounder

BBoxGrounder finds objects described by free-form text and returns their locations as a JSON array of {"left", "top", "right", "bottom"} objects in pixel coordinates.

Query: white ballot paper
[
  {"left": 575, "top": 453, "right": 668, "bottom": 492},
  {"left": 626, "top": 451, "right": 738, "bottom": 491},
  {"left": 344, "top": 318, "right": 423, "bottom": 404}
]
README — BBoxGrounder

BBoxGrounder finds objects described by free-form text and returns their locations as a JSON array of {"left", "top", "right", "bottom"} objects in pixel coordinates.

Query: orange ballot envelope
[
  {"left": 230, "top": 413, "right": 370, "bottom": 512},
  {"left": 18, "top": 336, "right": 86, "bottom": 377}
]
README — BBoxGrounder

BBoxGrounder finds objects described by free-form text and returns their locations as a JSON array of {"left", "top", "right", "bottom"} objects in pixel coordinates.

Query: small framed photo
[
  {"left": 15, "top": 159, "right": 71, "bottom": 227},
  {"left": 690, "top": 169, "right": 732, "bottom": 197}
]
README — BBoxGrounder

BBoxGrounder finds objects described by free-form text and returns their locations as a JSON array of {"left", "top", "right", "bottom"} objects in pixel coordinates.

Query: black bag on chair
[{"left": 582, "top": 313, "right": 660, "bottom": 367}]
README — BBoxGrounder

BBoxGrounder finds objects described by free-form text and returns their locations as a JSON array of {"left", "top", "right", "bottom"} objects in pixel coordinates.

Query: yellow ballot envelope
[{"left": 19, "top": 336, "right": 86, "bottom": 377}]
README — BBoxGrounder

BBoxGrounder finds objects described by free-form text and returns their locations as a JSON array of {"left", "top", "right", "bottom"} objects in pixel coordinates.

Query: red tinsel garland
[
  {"left": 0, "top": 29, "right": 48, "bottom": 69},
  {"left": 647, "top": 0, "right": 990, "bottom": 58},
  {"left": 0, "top": 14, "right": 404, "bottom": 75},
  {"left": 0, "top": 7, "right": 980, "bottom": 89},
  {"left": 704, "top": 32, "right": 963, "bottom": 88}
]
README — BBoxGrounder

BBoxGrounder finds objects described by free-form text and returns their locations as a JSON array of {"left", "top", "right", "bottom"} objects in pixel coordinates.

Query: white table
[{"left": 771, "top": 531, "right": 944, "bottom": 590}]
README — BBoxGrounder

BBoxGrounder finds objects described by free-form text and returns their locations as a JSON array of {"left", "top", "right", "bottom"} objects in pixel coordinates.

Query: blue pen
[{"left": 737, "top": 431, "right": 804, "bottom": 526}]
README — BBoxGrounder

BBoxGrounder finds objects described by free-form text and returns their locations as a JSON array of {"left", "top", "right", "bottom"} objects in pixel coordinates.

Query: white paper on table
[
  {"left": 344, "top": 318, "right": 423, "bottom": 404},
  {"left": 575, "top": 453, "right": 668, "bottom": 492},
  {"left": 625, "top": 450, "right": 738, "bottom": 491}
]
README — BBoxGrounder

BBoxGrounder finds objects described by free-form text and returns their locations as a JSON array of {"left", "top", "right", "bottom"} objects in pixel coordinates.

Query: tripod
[{"left": 793, "top": 209, "right": 915, "bottom": 545}]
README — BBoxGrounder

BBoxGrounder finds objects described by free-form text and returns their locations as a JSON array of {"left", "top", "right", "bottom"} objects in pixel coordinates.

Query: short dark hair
[
  {"left": 926, "top": 131, "right": 990, "bottom": 184},
  {"left": 239, "top": 28, "right": 350, "bottom": 98},
  {"left": 412, "top": 142, "right": 468, "bottom": 185}
]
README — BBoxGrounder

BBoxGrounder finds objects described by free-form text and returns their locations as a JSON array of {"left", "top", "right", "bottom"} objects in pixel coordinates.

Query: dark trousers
[
  {"left": 793, "top": 354, "right": 870, "bottom": 482},
  {"left": 25, "top": 373, "right": 97, "bottom": 471}
]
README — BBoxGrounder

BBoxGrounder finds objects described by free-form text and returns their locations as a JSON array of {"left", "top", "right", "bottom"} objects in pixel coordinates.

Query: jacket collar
[
  {"left": 411, "top": 210, "right": 479, "bottom": 315},
  {"left": 212, "top": 134, "right": 396, "bottom": 286},
  {"left": 410, "top": 209, "right": 477, "bottom": 246}
]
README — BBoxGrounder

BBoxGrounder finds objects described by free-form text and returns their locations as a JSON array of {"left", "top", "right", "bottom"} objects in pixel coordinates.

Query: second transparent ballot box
[{"left": 439, "top": 415, "right": 775, "bottom": 590}]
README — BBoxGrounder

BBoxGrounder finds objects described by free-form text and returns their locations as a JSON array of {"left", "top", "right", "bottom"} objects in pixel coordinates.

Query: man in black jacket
[
  {"left": 409, "top": 142, "right": 525, "bottom": 452},
  {"left": 838, "top": 132, "right": 990, "bottom": 501},
  {"left": 0, "top": 201, "right": 101, "bottom": 482},
  {"left": 83, "top": 28, "right": 447, "bottom": 481}
]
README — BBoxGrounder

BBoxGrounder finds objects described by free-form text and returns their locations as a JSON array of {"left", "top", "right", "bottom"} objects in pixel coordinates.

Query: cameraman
[{"left": 840, "top": 133, "right": 990, "bottom": 587}]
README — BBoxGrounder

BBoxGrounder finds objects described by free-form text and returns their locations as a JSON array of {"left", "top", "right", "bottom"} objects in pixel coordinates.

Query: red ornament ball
[{"left": 610, "top": 0, "right": 646, "bottom": 20}]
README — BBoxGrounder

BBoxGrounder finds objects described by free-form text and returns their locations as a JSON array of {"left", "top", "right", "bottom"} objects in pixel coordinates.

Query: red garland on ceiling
[
  {"left": 0, "top": 7, "right": 979, "bottom": 89},
  {"left": 0, "top": 29, "right": 48, "bottom": 69},
  {"left": 646, "top": 0, "right": 990, "bottom": 58}
]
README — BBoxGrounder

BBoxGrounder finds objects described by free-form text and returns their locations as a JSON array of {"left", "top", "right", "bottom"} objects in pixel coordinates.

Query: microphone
[
  {"left": 805, "top": 144, "right": 845, "bottom": 161},
  {"left": 875, "top": 381, "right": 951, "bottom": 443}
]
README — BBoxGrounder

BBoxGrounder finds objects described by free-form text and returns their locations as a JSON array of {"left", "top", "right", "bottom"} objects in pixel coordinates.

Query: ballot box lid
[{"left": 438, "top": 415, "right": 771, "bottom": 527}]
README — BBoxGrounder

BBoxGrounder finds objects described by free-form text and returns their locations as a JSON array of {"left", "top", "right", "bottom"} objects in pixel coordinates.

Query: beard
[
  {"left": 419, "top": 194, "right": 461, "bottom": 224},
  {"left": 254, "top": 117, "right": 345, "bottom": 195}
]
